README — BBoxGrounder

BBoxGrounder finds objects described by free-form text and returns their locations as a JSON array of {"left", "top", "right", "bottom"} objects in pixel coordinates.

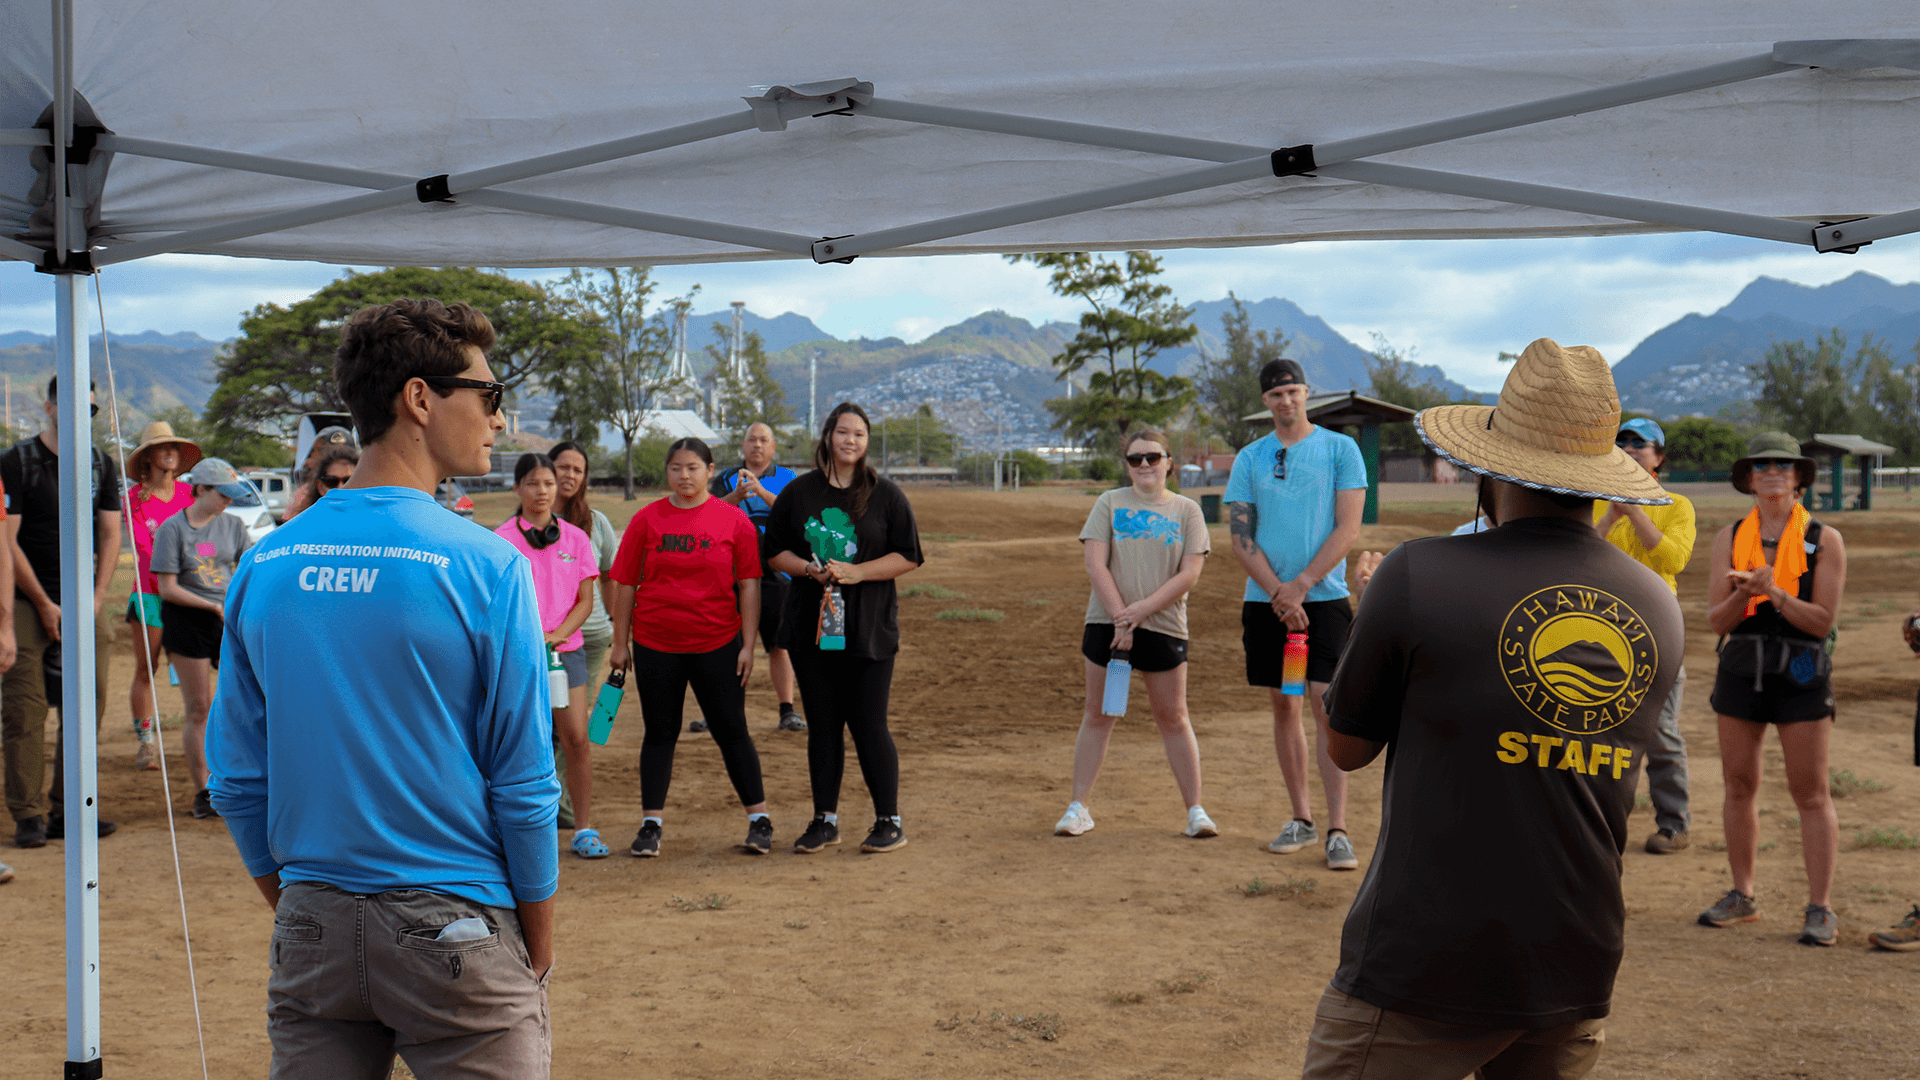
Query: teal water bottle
[{"left": 588, "top": 667, "right": 626, "bottom": 745}]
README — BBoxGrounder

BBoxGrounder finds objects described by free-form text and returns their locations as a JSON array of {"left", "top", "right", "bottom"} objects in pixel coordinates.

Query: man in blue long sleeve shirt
[{"left": 208, "top": 298, "right": 559, "bottom": 1080}]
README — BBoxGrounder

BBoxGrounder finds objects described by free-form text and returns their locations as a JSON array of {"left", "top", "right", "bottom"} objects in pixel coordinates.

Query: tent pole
[{"left": 55, "top": 271, "right": 103, "bottom": 1078}]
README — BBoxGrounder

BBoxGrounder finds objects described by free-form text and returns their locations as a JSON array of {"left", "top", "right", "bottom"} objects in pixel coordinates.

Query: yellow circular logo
[{"left": 1499, "top": 586, "right": 1658, "bottom": 735}]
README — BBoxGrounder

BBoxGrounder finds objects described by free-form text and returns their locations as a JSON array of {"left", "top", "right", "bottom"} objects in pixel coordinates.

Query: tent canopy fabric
[{"left": 3, "top": 2, "right": 1918, "bottom": 270}]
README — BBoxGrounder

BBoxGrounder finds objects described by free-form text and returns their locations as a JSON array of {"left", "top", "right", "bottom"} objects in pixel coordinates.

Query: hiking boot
[
  {"left": 1798, "top": 904, "right": 1838, "bottom": 947},
  {"left": 1867, "top": 905, "right": 1920, "bottom": 952},
  {"left": 191, "top": 789, "right": 220, "bottom": 820},
  {"left": 630, "top": 821, "right": 662, "bottom": 858},
  {"left": 1184, "top": 806, "right": 1218, "bottom": 839},
  {"left": 1055, "top": 802, "right": 1095, "bottom": 837},
  {"left": 1698, "top": 889, "right": 1759, "bottom": 927},
  {"left": 14, "top": 816, "right": 47, "bottom": 849},
  {"left": 1645, "top": 828, "right": 1689, "bottom": 854},
  {"left": 860, "top": 818, "right": 907, "bottom": 853},
  {"left": 793, "top": 815, "right": 840, "bottom": 854},
  {"left": 1267, "top": 819, "right": 1317, "bottom": 855},
  {"left": 688, "top": 719, "right": 710, "bottom": 734},
  {"left": 1325, "top": 831, "right": 1359, "bottom": 871},
  {"left": 47, "top": 813, "right": 118, "bottom": 839},
  {"left": 778, "top": 710, "right": 808, "bottom": 732},
  {"left": 743, "top": 817, "right": 773, "bottom": 855}
]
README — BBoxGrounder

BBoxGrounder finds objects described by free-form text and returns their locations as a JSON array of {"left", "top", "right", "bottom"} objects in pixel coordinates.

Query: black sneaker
[
  {"left": 860, "top": 818, "right": 908, "bottom": 854},
  {"left": 688, "top": 719, "right": 710, "bottom": 734},
  {"left": 743, "top": 817, "right": 773, "bottom": 855},
  {"left": 778, "top": 710, "right": 808, "bottom": 732},
  {"left": 792, "top": 815, "right": 840, "bottom": 854},
  {"left": 47, "top": 814, "right": 119, "bottom": 839},
  {"left": 13, "top": 815, "right": 47, "bottom": 849},
  {"left": 630, "top": 821, "right": 662, "bottom": 858},
  {"left": 191, "top": 789, "right": 220, "bottom": 820}
]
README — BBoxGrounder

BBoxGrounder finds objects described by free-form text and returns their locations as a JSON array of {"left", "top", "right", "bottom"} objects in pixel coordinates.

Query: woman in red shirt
[{"left": 609, "top": 438, "right": 770, "bottom": 858}]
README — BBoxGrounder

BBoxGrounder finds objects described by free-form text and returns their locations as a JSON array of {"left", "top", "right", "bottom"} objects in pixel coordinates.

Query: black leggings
[
  {"left": 633, "top": 637, "right": 765, "bottom": 811},
  {"left": 789, "top": 648, "right": 899, "bottom": 818}
]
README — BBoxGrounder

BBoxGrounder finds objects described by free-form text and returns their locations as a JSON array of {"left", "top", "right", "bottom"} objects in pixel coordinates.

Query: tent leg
[
  {"left": 1358, "top": 423, "right": 1381, "bottom": 526},
  {"left": 55, "top": 272, "right": 103, "bottom": 1077}
]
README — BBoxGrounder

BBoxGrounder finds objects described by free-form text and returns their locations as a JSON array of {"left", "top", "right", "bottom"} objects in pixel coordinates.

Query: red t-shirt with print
[{"left": 610, "top": 495, "right": 760, "bottom": 654}]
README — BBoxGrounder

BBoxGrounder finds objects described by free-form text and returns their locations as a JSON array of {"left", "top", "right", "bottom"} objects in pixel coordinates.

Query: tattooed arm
[{"left": 1228, "top": 501, "right": 1284, "bottom": 598}]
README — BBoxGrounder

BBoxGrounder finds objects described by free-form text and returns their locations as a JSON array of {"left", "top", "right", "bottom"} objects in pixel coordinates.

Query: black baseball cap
[{"left": 1259, "top": 358, "right": 1306, "bottom": 392}]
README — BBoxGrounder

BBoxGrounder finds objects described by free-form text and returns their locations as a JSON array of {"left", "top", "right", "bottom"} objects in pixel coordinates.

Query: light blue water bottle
[{"left": 1101, "top": 648, "right": 1132, "bottom": 717}]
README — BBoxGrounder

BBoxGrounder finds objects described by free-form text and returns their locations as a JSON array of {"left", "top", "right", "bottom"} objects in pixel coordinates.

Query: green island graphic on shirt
[{"left": 804, "top": 507, "right": 858, "bottom": 563}]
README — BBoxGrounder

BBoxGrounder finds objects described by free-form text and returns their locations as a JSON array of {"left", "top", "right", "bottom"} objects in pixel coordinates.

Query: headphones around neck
[{"left": 518, "top": 514, "right": 561, "bottom": 550}]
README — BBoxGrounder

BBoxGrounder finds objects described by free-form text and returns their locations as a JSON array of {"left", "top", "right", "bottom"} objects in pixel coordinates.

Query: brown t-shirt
[
  {"left": 1324, "top": 516, "right": 1682, "bottom": 1029},
  {"left": 1079, "top": 487, "right": 1210, "bottom": 640}
]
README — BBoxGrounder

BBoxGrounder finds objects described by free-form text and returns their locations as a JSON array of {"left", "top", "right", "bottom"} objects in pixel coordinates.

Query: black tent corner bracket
[
  {"left": 34, "top": 247, "right": 95, "bottom": 275},
  {"left": 1813, "top": 218, "right": 1869, "bottom": 254},
  {"left": 65, "top": 1058, "right": 104, "bottom": 1080},
  {"left": 812, "top": 235, "right": 856, "bottom": 264},
  {"left": 1271, "top": 144, "right": 1317, "bottom": 177}
]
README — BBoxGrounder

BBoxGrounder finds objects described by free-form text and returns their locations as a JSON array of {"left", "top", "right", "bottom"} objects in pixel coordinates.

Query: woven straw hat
[
  {"left": 126, "top": 420, "right": 202, "bottom": 483},
  {"left": 1415, "top": 337, "right": 1671, "bottom": 505}
]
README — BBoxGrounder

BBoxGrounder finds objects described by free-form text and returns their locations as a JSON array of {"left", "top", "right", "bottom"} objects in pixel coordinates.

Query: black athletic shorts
[
  {"left": 758, "top": 575, "right": 788, "bottom": 650},
  {"left": 1243, "top": 598, "right": 1351, "bottom": 687},
  {"left": 159, "top": 601, "right": 223, "bottom": 664},
  {"left": 1081, "top": 623, "right": 1188, "bottom": 673},
  {"left": 1710, "top": 667, "right": 1835, "bottom": 724}
]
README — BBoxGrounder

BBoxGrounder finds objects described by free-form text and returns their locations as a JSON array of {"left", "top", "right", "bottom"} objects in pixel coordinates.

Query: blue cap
[
  {"left": 1617, "top": 417, "right": 1665, "bottom": 447},
  {"left": 185, "top": 456, "right": 255, "bottom": 500}
]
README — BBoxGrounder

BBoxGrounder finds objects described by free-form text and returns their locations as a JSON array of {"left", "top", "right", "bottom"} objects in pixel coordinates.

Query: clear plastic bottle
[{"left": 1101, "top": 648, "right": 1132, "bottom": 717}]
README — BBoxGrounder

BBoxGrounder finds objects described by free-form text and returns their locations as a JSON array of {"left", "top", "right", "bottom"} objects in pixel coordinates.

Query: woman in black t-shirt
[
  {"left": 1699, "top": 432, "right": 1847, "bottom": 946},
  {"left": 764, "top": 402, "right": 923, "bottom": 855}
]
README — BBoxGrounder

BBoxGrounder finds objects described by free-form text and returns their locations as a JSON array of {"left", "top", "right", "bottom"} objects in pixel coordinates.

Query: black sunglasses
[
  {"left": 1615, "top": 436, "right": 1650, "bottom": 450},
  {"left": 1750, "top": 460, "right": 1797, "bottom": 473},
  {"left": 1273, "top": 446, "right": 1288, "bottom": 480},
  {"left": 1124, "top": 452, "right": 1166, "bottom": 466},
  {"left": 317, "top": 474, "right": 349, "bottom": 489},
  {"left": 419, "top": 376, "right": 506, "bottom": 415}
]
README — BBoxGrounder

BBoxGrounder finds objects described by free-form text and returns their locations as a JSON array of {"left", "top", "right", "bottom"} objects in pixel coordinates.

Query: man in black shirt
[
  {"left": 2, "top": 377, "right": 122, "bottom": 848},
  {"left": 1303, "top": 339, "right": 1682, "bottom": 1080}
]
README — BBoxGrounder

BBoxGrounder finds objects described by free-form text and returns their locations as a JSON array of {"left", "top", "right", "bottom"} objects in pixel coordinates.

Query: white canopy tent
[{"left": 5, "top": 1, "right": 1918, "bottom": 1073}]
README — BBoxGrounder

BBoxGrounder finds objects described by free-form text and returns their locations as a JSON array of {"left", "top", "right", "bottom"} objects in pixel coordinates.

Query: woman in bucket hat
[
  {"left": 1697, "top": 432, "right": 1846, "bottom": 945},
  {"left": 122, "top": 420, "right": 202, "bottom": 770}
]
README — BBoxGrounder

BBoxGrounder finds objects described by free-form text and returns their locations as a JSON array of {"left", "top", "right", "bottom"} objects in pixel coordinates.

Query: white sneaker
[
  {"left": 1054, "top": 802, "right": 1095, "bottom": 836},
  {"left": 1185, "top": 807, "right": 1219, "bottom": 838}
]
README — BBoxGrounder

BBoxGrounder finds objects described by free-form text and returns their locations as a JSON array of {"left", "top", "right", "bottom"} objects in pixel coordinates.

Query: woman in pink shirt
[
  {"left": 122, "top": 421, "right": 200, "bottom": 770},
  {"left": 495, "top": 453, "right": 603, "bottom": 858}
]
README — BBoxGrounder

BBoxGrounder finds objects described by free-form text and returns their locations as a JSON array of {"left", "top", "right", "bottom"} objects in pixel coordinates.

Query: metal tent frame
[{"left": 11, "top": 0, "right": 1920, "bottom": 1072}]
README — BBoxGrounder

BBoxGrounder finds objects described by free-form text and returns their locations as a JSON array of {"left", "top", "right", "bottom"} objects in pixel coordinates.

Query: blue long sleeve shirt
[{"left": 208, "top": 486, "right": 560, "bottom": 908}]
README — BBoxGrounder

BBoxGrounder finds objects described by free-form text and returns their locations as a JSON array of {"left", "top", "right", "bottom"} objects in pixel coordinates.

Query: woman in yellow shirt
[{"left": 1593, "top": 418, "right": 1695, "bottom": 855}]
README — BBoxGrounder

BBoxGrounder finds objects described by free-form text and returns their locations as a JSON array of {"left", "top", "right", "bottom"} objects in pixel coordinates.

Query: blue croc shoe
[{"left": 571, "top": 828, "right": 611, "bottom": 859}]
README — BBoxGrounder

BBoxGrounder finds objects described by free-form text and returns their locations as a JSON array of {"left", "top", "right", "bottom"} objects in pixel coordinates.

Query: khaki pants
[
  {"left": 268, "top": 882, "right": 550, "bottom": 1080},
  {"left": 1302, "top": 987, "right": 1604, "bottom": 1080},
  {"left": 3, "top": 601, "right": 110, "bottom": 821}
]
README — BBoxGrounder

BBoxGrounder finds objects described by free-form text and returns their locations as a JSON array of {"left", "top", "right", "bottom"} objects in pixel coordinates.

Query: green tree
[
  {"left": 870, "top": 405, "right": 958, "bottom": 468},
  {"left": 1006, "top": 251, "right": 1198, "bottom": 449},
  {"left": 1192, "top": 293, "right": 1286, "bottom": 451},
  {"left": 1746, "top": 329, "right": 1872, "bottom": 439},
  {"left": 1855, "top": 342, "right": 1920, "bottom": 463},
  {"left": 546, "top": 268, "right": 695, "bottom": 499},
  {"left": 152, "top": 404, "right": 284, "bottom": 467},
  {"left": 1660, "top": 416, "right": 1749, "bottom": 473},
  {"left": 703, "top": 326, "right": 793, "bottom": 438},
  {"left": 1363, "top": 334, "right": 1453, "bottom": 458},
  {"left": 207, "top": 267, "right": 599, "bottom": 450}
]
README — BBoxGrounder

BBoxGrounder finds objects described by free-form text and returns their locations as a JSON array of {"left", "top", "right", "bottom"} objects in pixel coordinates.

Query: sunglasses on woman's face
[
  {"left": 1615, "top": 436, "right": 1650, "bottom": 449},
  {"left": 318, "top": 474, "right": 349, "bottom": 489},
  {"left": 1125, "top": 452, "right": 1165, "bottom": 466},
  {"left": 1750, "top": 460, "right": 1796, "bottom": 473}
]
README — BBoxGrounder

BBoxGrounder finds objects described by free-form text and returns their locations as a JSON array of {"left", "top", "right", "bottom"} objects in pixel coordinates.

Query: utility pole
[
  {"left": 808, "top": 351, "right": 818, "bottom": 435},
  {"left": 729, "top": 301, "right": 746, "bottom": 380}
]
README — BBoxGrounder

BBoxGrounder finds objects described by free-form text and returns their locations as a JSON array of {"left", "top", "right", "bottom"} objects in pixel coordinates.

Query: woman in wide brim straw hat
[
  {"left": 1696, "top": 432, "right": 1846, "bottom": 946},
  {"left": 122, "top": 420, "right": 202, "bottom": 770}
]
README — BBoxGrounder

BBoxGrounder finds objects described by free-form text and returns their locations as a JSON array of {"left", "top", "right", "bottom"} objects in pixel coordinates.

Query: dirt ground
[{"left": 4, "top": 482, "right": 1917, "bottom": 1079}]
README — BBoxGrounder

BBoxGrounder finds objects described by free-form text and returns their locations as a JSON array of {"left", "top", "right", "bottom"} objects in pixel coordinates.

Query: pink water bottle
[{"left": 1281, "top": 633, "right": 1308, "bottom": 696}]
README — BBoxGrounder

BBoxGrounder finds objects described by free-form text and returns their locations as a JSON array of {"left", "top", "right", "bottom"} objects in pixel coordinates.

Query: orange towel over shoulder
[{"left": 1731, "top": 503, "right": 1808, "bottom": 618}]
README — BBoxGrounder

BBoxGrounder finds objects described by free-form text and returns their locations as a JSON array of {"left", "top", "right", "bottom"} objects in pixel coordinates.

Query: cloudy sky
[{"left": 3, "top": 232, "right": 1918, "bottom": 393}]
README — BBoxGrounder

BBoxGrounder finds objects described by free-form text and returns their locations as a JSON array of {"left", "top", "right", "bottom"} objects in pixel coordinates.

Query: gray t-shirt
[
  {"left": 150, "top": 510, "right": 253, "bottom": 605},
  {"left": 577, "top": 508, "right": 619, "bottom": 643},
  {"left": 1079, "top": 487, "right": 1209, "bottom": 640}
]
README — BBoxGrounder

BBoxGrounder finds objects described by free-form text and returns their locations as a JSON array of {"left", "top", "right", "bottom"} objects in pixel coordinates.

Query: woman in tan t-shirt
[{"left": 1055, "top": 429, "right": 1213, "bottom": 840}]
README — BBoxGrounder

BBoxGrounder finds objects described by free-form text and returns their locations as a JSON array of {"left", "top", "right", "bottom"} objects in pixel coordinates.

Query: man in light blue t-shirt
[
  {"left": 208, "top": 299, "right": 559, "bottom": 1079},
  {"left": 1224, "top": 358, "right": 1367, "bottom": 872}
]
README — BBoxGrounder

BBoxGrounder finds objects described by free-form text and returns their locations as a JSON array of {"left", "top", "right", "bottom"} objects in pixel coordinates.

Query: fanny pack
[{"left": 1717, "top": 633, "right": 1832, "bottom": 691}]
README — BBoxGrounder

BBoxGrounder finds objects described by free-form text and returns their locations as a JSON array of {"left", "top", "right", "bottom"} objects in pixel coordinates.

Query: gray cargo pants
[
  {"left": 1643, "top": 665, "right": 1690, "bottom": 835},
  {"left": 268, "top": 882, "right": 550, "bottom": 1080}
]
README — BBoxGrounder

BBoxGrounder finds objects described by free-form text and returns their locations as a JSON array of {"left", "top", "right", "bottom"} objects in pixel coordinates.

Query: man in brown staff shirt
[{"left": 1302, "top": 338, "right": 1683, "bottom": 1080}]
